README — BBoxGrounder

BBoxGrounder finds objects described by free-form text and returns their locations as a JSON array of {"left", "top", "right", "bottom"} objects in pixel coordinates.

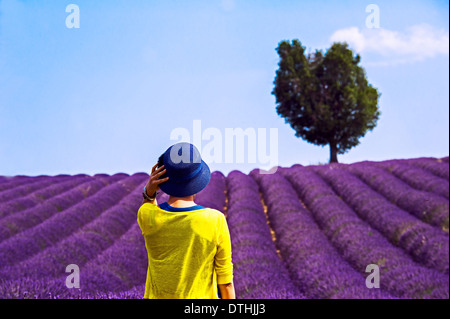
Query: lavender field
[{"left": 0, "top": 156, "right": 448, "bottom": 299}]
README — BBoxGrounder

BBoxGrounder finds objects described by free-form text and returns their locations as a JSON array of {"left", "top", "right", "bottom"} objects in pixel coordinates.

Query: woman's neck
[{"left": 167, "top": 195, "right": 196, "bottom": 208}]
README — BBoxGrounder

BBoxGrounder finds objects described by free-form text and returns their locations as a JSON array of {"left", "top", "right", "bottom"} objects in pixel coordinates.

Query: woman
[{"left": 137, "top": 142, "right": 235, "bottom": 299}]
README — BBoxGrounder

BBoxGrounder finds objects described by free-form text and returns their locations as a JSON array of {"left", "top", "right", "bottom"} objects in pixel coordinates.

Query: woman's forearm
[{"left": 218, "top": 282, "right": 236, "bottom": 299}]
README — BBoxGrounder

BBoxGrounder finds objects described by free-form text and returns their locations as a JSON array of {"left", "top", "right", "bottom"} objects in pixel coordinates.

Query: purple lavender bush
[
  {"left": 0, "top": 175, "right": 92, "bottom": 219},
  {"left": 375, "top": 160, "right": 449, "bottom": 200},
  {"left": 195, "top": 171, "right": 227, "bottom": 213},
  {"left": 405, "top": 157, "right": 449, "bottom": 181},
  {"left": 0, "top": 176, "right": 107, "bottom": 242},
  {"left": 251, "top": 169, "right": 392, "bottom": 299},
  {"left": 0, "top": 175, "right": 71, "bottom": 204},
  {"left": 345, "top": 162, "right": 449, "bottom": 230},
  {"left": 310, "top": 164, "right": 449, "bottom": 274},
  {"left": 2, "top": 177, "right": 146, "bottom": 281},
  {"left": 0, "top": 174, "right": 146, "bottom": 269},
  {"left": 226, "top": 170, "right": 305, "bottom": 299},
  {"left": 279, "top": 165, "right": 449, "bottom": 299},
  {"left": 0, "top": 224, "right": 147, "bottom": 299},
  {"left": 0, "top": 175, "right": 50, "bottom": 193}
]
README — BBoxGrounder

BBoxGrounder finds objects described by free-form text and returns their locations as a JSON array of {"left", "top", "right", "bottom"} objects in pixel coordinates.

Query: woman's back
[{"left": 137, "top": 201, "right": 233, "bottom": 299}]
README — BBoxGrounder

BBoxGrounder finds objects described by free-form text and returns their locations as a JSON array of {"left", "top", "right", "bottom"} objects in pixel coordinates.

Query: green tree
[{"left": 272, "top": 40, "right": 380, "bottom": 163}]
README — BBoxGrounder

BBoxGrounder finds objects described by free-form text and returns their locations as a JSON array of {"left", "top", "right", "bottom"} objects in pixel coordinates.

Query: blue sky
[{"left": 0, "top": 0, "right": 448, "bottom": 176}]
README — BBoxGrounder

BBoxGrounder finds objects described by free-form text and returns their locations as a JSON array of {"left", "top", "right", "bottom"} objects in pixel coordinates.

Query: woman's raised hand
[{"left": 145, "top": 163, "right": 169, "bottom": 197}]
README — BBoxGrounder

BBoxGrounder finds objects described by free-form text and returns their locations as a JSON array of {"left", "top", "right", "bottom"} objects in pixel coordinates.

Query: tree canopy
[{"left": 272, "top": 40, "right": 380, "bottom": 163}]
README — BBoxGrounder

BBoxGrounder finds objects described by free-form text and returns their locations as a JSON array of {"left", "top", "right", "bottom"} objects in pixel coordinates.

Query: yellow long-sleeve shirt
[{"left": 137, "top": 201, "right": 233, "bottom": 299}]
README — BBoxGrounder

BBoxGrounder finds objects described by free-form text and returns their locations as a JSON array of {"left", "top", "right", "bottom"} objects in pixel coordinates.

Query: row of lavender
[
  {"left": 225, "top": 171, "right": 305, "bottom": 298},
  {"left": 0, "top": 174, "right": 147, "bottom": 269},
  {"left": 345, "top": 162, "right": 448, "bottom": 230},
  {"left": 275, "top": 163, "right": 448, "bottom": 298},
  {"left": 309, "top": 164, "right": 448, "bottom": 273},
  {"left": 0, "top": 173, "right": 149, "bottom": 298},
  {"left": 251, "top": 170, "right": 392, "bottom": 298}
]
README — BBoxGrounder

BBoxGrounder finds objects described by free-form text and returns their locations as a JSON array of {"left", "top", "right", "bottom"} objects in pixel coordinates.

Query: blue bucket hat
[{"left": 157, "top": 142, "right": 211, "bottom": 197}]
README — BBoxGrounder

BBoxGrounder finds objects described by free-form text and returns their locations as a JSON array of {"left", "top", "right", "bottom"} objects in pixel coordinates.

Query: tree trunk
[{"left": 329, "top": 142, "right": 338, "bottom": 163}]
